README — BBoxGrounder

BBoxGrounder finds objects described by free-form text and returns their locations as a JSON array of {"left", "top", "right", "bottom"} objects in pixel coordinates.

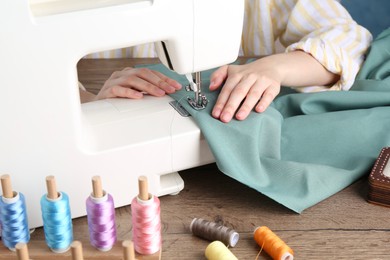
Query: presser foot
[
  {"left": 185, "top": 83, "right": 208, "bottom": 110},
  {"left": 187, "top": 95, "right": 208, "bottom": 110}
]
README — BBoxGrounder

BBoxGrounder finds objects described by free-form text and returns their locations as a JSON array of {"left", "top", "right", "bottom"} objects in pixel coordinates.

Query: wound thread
[
  {"left": 86, "top": 192, "right": 117, "bottom": 251},
  {"left": 131, "top": 195, "right": 161, "bottom": 255},
  {"left": 190, "top": 218, "right": 239, "bottom": 247},
  {"left": 40, "top": 191, "right": 73, "bottom": 253},
  {"left": 205, "top": 240, "right": 238, "bottom": 260},
  {"left": 0, "top": 192, "right": 30, "bottom": 250},
  {"left": 254, "top": 226, "right": 294, "bottom": 260}
]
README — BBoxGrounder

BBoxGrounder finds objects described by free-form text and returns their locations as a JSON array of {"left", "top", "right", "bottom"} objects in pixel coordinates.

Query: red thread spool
[{"left": 254, "top": 226, "right": 294, "bottom": 260}]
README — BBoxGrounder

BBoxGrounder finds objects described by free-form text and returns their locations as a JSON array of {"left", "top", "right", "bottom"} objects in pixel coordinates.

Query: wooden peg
[
  {"left": 71, "top": 241, "right": 84, "bottom": 260},
  {"left": 45, "top": 175, "right": 58, "bottom": 200},
  {"left": 1, "top": 174, "right": 14, "bottom": 199},
  {"left": 122, "top": 240, "right": 136, "bottom": 260},
  {"left": 138, "top": 176, "right": 149, "bottom": 201},
  {"left": 15, "top": 243, "right": 30, "bottom": 260},
  {"left": 92, "top": 176, "right": 103, "bottom": 198}
]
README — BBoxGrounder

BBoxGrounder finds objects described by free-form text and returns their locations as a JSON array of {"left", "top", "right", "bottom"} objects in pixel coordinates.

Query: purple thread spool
[{"left": 86, "top": 188, "right": 117, "bottom": 251}]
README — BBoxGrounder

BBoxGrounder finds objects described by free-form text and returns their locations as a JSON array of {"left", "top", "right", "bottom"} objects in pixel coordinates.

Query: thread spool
[
  {"left": 15, "top": 243, "right": 30, "bottom": 260},
  {"left": 131, "top": 176, "right": 161, "bottom": 255},
  {"left": 190, "top": 218, "right": 239, "bottom": 247},
  {"left": 122, "top": 240, "right": 137, "bottom": 260},
  {"left": 254, "top": 226, "right": 294, "bottom": 260},
  {"left": 205, "top": 240, "right": 238, "bottom": 260},
  {"left": 40, "top": 175, "right": 73, "bottom": 253},
  {"left": 86, "top": 176, "right": 117, "bottom": 251},
  {"left": 0, "top": 174, "right": 30, "bottom": 250},
  {"left": 71, "top": 241, "right": 84, "bottom": 260}
]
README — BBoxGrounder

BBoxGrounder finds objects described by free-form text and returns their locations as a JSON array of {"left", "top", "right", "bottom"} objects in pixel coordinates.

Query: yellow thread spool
[
  {"left": 254, "top": 226, "right": 294, "bottom": 260},
  {"left": 205, "top": 241, "right": 238, "bottom": 260}
]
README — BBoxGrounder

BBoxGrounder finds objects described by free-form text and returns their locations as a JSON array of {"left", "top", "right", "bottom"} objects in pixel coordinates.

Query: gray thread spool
[{"left": 190, "top": 218, "right": 239, "bottom": 247}]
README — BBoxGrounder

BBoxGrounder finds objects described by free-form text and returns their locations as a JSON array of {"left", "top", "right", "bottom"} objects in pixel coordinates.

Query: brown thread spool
[
  {"left": 122, "top": 240, "right": 137, "bottom": 260},
  {"left": 190, "top": 218, "right": 239, "bottom": 247},
  {"left": 92, "top": 176, "right": 104, "bottom": 198},
  {"left": 138, "top": 176, "right": 150, "bottom": 201},
  {"left": 15, "top": 243, "right": 30, "bottom": 260},
  {"left": 71, "top": 241, "right": 84, "bottom": 260},
  {"left": 45, "top": 175, "right": 59, "bottom": 200},
  {"left": 1, "top": 174, "right": 15, "bottom": 199}
]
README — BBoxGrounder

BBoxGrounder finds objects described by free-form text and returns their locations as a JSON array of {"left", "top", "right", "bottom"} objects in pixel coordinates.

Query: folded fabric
[{"left": 141, "top": 27, "right": 390, "bottom": 213}]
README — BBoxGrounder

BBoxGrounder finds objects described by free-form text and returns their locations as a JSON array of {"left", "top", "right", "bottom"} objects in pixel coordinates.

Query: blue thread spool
[
  {"left": 0, "top": 174, "right": 30, "bottom": 251},
  {"left": 40, "top": 176, "right": 73, "bottom": 253}
]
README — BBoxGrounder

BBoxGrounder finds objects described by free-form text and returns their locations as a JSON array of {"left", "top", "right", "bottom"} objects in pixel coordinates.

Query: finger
[
  {"left": 152, "top": 71, "right": 182, "bottom": 90},
  {"left": 124, "top": 76, "right": 166, "bottom": 96},
  {"left": 211, "top": 74, "right": 242, "bottom": 120},
  {"left": 235, "top": 81, "right": 265, "bottom": 121},
  {"left": 215, "top": 76, "right": 256, "bottom": 123},
  {"left": 109, "top": 85, "right": 144, "bottom": 99},
  {"left": 135, "top": 68, "right": 177, "bottom": 94},
  {"left": 255, "top": 84, "right": 280, "bottom": 113},
  {"left": 209, "top": 65, "right": 229, "bottom": 91}
]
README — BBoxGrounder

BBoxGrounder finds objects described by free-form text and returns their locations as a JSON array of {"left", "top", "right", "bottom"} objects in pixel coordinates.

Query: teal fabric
[{"left": 141, "top": 28, "right": 390, "bottom": 213}]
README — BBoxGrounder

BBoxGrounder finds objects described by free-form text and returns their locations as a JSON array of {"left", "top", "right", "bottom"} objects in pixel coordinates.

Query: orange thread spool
[{"left": 253, "top": 226, "right": 294, "bottom": 260}]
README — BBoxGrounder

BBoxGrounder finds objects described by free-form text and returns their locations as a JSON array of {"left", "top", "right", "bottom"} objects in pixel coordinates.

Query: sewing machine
[{"left": 0, "top": 0, "right": 244, "bottom": 228}]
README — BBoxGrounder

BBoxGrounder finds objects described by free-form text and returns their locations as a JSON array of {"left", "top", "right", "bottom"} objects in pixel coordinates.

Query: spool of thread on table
[
  {"left": 15, "top": 243, "right": 30, "bottom": 260},
  {"left": 0, "top": 174, "right": 30, "bottom": 250},
  {"left": 122, "top": 240, "right": 137, "bottom": 260},
  {"left": 86, "top": 176, "right": 117, "bottom": 251},
  {"left": 254, "top": 226, "right": 294, "bottom": 260},
  {"left": 190, "top": 218, "right": 239, "bottom": 247},
  {"left": 71, "top": 241, "right": 84, "bottom": 260},
  {"left": 40, "top": 175, "right": 73, "bottom": 253},
  {"left": 131, "top": 176, "right": 161, "bottom": 255},
  {"left": 205, "top": 240, "right": 238, "bottom": 260}
]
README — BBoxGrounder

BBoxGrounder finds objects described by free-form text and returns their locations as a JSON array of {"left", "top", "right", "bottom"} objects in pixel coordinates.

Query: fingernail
[
  {"left": 221, "top": 112, "right": 231, "bottom": 122},
  {"left": 157, "top": 89, "right": 165, "bottom": 95},
  {"left": 134, "top": 92, "right": 143, "bottom": 98},
  {"left": 212, "top": 108, "right": 221, "bottom": 118},
  {"left": 236, "top": 111, "right": 244, "bottom": 120}
]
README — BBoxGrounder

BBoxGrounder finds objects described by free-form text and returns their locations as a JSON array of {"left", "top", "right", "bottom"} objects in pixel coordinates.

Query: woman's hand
[
  {"left": 209, "top": 59, "right": 282, "bottom": 123},
  {"left": 209, "top": 51, "right": 339, "bottom": 123},
  {"left": 95, "top": 67, "right": 182, "bottom": 101}
]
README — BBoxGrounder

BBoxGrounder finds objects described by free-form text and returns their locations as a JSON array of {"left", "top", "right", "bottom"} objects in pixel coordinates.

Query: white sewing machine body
[{"left": 0, "top": 0, "right": 244, "bottom": 228}]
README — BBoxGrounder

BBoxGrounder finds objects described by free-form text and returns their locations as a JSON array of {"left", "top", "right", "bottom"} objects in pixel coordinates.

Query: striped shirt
[{"left": 85, "top": 0, "right": 372, "bottom": 92}]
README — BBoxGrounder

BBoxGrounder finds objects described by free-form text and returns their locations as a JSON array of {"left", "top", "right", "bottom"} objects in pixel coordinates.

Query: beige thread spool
[
  {"left": 205, "top": 240, "right": 238, "bottom": 260},
  {"left": 15, "top": 243, "right": 30, "bottom": 260},
  {"left": 71, "top": 241, "right": 84, "bottom": 260},
  {"left": 123, "top": 240, "right": 137, "bottom": 260}
]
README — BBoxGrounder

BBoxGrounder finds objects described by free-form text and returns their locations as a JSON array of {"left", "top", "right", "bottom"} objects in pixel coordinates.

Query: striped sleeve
[{"left": 280, "top": 0, "right": 372, "bottom": 91}]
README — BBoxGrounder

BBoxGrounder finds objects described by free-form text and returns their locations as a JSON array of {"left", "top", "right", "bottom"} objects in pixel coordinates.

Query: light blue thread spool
[
  {"left": 0, "top": 192, "right": 30, "bottom": 251},
  {"left": 40, "top": 191, "right": 73, "bottom": 253}
]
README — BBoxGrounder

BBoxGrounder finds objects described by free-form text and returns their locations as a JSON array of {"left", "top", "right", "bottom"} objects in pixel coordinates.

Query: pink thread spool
[
  {"left": 131, "top": 176, "right": 161, "bottom": 255},
  {"left": 86, "top": 176, "right": 117, "bottom": 251}
]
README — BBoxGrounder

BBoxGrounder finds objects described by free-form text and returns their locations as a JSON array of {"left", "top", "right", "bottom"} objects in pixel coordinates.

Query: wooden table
[{"left": 1, "top": 58, "right": 389, "bottom": 259}]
